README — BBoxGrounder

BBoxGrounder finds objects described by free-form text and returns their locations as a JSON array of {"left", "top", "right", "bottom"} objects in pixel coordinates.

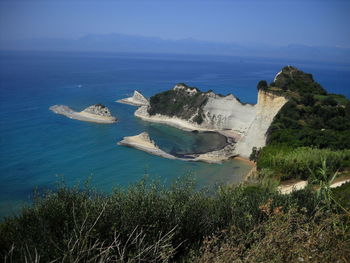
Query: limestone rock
[
  {"left": 117, "top": 90, "right": 149, "bottom": 106},
  {"left": 82, "top": 104, "right": 114, "bottom": 117}
]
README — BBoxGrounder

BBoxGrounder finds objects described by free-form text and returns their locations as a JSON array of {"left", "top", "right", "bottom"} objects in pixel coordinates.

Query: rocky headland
[
  {"left": 130, "top": 69, "right": 291, "bottom": 160},
  {"left": 118, "top": 66, "right": 346, "bottom": 165},
  {"left": 50, "top": 104, "right": 117, "bottom": 124}
]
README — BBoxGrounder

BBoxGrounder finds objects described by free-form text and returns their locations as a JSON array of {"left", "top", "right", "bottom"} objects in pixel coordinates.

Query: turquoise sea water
[{"left": 0, "top": 51, "right": 349, "bottom": 218}]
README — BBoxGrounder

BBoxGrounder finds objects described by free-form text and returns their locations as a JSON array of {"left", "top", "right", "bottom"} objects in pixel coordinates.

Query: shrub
[
  {"left": 257, "top": 145, "right": 350, "bottom": 180},
  {"left": 257, "top": 80, "right": 268, "bottom": 91},
  {"left": 195, "top": 208, "right": 350, "bottom": 263},
  {"left": 0, "top": 178, "right": 283, "bottom": 262}
]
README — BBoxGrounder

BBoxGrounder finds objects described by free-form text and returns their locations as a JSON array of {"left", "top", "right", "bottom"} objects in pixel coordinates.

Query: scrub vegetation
[
  {"left": 149, "top": 84, "right": 208, "bottom": 124},
  {"left": 1, "top": 177, "right": 349, "bottom": 262}
]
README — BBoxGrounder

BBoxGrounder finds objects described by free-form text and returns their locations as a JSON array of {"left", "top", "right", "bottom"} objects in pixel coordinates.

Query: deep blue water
[{"left": 0, "top": 51, "right": 349, "bottom": 218}]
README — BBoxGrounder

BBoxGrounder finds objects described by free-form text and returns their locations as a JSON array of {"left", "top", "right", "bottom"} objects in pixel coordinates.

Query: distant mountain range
[{"left": 1, "top": 33, "right": 349, "bottom": 63}]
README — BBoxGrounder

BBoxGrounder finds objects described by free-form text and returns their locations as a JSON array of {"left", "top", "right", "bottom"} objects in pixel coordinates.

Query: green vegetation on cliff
[
  {"left": 256, "top": 66, "right": 350, "bottom": 181},
  {"left": 149, "top": 84, "right": 208, "bottom": 124},
  {"left": 265, "top": 66, "right": 350, "bottom": 149}
]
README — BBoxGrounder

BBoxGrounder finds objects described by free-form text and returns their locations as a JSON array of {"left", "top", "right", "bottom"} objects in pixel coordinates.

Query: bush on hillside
[
  {"left": 0, "top": 178, "right": 325, "bottom": 262},
  {"left": 257, "top": 145, "right": 350, "bottom": 180}
]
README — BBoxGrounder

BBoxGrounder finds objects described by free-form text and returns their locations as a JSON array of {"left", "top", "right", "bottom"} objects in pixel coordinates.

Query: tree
[{"left": 257, "top": 80, "right": 268, "bottom": 91}]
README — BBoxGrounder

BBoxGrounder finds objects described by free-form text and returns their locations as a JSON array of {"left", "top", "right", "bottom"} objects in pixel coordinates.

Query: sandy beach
[{"left": 135, "top": 106, "right": 215, "bottom": 132}]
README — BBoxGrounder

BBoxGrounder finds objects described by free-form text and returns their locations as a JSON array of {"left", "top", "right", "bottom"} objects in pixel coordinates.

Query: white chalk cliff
[
  {"left": 134, "top": 80, "right": 288, "bottom": 158},
  {"left": 201, "top": 92, "right": 256, "bottom": 133},
  {"left": 233, "top": 90, "right": 288, "bottom": 157},
  {"left": 117, "top": 90, "right": 149, "bottom": 106}
]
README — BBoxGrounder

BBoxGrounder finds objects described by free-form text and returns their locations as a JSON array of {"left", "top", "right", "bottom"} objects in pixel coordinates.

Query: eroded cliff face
[
  {"left": 135, "top": 82, "right": 288, "bottom": 158},
  {"left": 202, "top": 93, "right": 256, "bottom": 133},
  {"left": 234, "top": 90, "right": 288, "bottom": 158}
]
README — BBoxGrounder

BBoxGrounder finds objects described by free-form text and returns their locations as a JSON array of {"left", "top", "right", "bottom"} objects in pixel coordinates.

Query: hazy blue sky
[{"left": 1, "top": 0, "right": 349, "bottom": 47}]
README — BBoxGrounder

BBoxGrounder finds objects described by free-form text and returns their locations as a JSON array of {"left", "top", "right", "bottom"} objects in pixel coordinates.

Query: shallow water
[
  {"left": 0, "top": 51, "right": 349, "bottom": 219},
  {"left": 144, "top": 124, "right": 228, "bottom": 155}
]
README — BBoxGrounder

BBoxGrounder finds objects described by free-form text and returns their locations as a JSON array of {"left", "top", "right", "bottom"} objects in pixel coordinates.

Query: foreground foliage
[
  {"left": 1, "top": 178, "right": 349, "bottom": 262},
  {"left": 196, "top": 207, "right": 350, "bottom": 263}
]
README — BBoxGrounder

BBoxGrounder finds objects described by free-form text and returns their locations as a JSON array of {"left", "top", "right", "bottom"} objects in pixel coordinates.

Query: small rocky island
[
  {"left": 50, "top": 104, "right": 117, "bottom": 124},
  {"left": 117, "top": 90, "right": 149, "bottom": 106}
]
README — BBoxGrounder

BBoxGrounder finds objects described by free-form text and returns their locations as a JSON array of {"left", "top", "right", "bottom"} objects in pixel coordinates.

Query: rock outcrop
[
  {"left": 233, "top": 90, "right": 288, "bottom": 157},
  {"left": 50, "top": 104, "right": 117, "bottom": 124},
  {"left": 117, "top": 90, "right": 149, "bottom": 106},
  {"left": 82, "top": 104, "right": 114, "bottom": 117},
  {"left": 118, "top": 132, "right": 180, "bottom": 160}
]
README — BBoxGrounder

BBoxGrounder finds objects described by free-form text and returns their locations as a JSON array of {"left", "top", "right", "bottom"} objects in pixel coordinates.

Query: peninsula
[{"left": 50, "top": 104, "right": 117, "bottom": 124}]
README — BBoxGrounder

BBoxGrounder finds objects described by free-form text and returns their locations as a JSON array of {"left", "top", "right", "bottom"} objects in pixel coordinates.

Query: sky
[{"left": 0, "top": 0, "right": 350, "bottom": 48}]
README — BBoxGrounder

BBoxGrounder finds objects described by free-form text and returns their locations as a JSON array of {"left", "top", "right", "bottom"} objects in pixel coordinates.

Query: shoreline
[
  {"left": 133, "top": 107, "right": 256, "bottom": 165},
  {"left": 233, "top": 156, "right": 256, "bottom": 166},
  {"left": 135, "top": 106, "right": 220, "bottom": 132},
  {"left": 118, "top": 132, "right": 241, "bottom": 164}
]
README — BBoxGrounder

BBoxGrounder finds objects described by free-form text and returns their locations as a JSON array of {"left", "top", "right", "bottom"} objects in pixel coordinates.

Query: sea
[{"left": 1, "top": 51, "right": 349, "bottom": 219}]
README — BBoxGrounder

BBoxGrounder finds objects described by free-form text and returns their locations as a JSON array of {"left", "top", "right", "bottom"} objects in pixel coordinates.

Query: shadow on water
[{"left": 142, "top": 122, "right": 230, "bottom": 156}]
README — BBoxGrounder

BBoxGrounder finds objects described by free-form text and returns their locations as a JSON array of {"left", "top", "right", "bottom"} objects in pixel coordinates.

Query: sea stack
[{"left": 117, "top": 90, "right": 149, "bottom": 106}]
